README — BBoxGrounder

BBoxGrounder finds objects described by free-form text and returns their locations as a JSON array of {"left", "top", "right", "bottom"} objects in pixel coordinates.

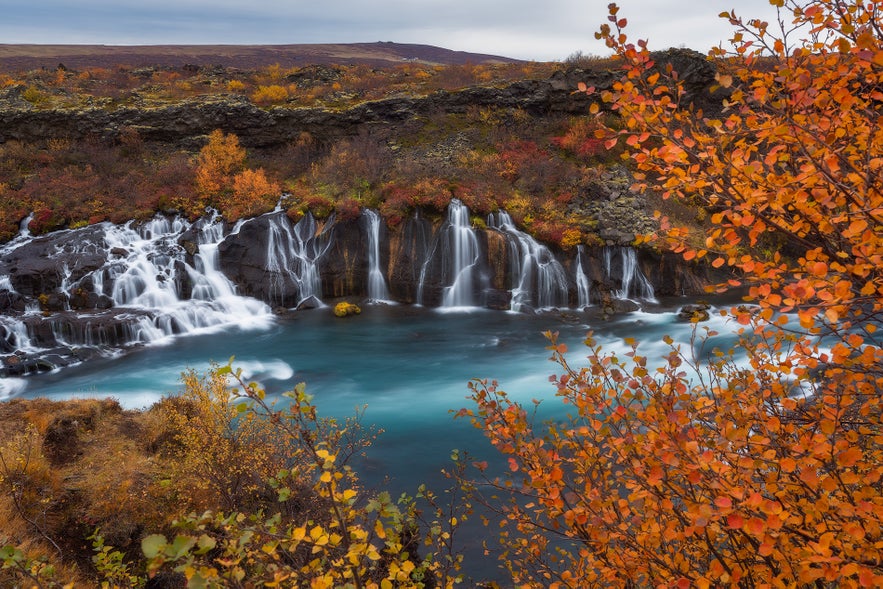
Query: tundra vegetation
[
  {"left": 2, "top": 0, "right": 882, "bottom": 587},
  {"left": 0, "top": 57, "right": 616, "bottom": 248}
]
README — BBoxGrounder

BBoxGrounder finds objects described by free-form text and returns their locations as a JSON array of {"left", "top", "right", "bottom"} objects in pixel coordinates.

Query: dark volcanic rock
[
  {"left": 218, "top": 212, "right": 336, "bottom": 308},
  {"left": 387, "top": 212, "right": 433, "bottom": 304},
  {"left": 0, "top": 51, "right": 721, "bottom": 148},
  {"left": 217, "top": 214, "right": 280, "bottom": 303},
  {"left": 0, "top": 225, "right": 109, "bottom": 297},
  {"left": 320, "top": 217, "right": 368, "bottom": 299}
]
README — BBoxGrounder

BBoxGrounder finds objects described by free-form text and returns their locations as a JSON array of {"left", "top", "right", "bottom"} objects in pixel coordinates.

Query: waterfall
[
  {"left": 487, "top": 211, "right": 569, "bottom": 312},
  {"left": 418, "top": 199, "right": 484, "bottom": 308},
  {"left": 103, "top": 215, "right": 274, "bottom": 341},
  {"left": 264, "top": 212, "right": 333, "bottom": 308},
  {"left": 575, "top": 245, "right": 591, "bottom": 309},
  {"left": 363, "top": 209, "right": 391, "bottom": 303},
  {"left": 0, "top": 315, "right": 35, "bottom": 353},
  {"left": 1, "top": 213, "right": 274, "bottom": 376},
  {"left": 604, "top": 246, "right": 656, "bottom": 302},
  {"left": 106, "top": 222, "right": 185, "bottom": 309}
]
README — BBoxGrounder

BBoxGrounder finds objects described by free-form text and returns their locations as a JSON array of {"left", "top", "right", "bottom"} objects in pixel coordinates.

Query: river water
[{"left": 10, "top": 299, "right": 745, "bottom": 574}]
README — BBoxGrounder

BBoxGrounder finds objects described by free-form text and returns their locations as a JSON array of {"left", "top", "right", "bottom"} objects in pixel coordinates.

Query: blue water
[{"left": 12, "top": 300, "right": 743, "bottom": 580}]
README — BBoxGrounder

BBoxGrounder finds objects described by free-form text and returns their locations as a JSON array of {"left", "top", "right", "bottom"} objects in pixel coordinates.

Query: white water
[
  {"left": 1, "top": 214, "right": 274, "bottom": 362},
  {"left": 418, "top": 199, "right": 483, "bottom": 308},
  {"left": 604, "top": 246, "right": 656, "bottom": 302},
  {"left": 265, "top": 212, "right": 333, "bottom": 307},
  {"left": 364, "top": 209, "right": 392, "bottom": 302},
  {"left": 575, "top": 245, "right": 591, "bottom": 308},
  {"left": 0, "top": 315, "right": 36, "bottom": 352},
  {"left": 488, "top": 211, "right": 570, "bottom": 311},
  {"left": 105, "top": 216, "right": 273, "bottom": 341}
]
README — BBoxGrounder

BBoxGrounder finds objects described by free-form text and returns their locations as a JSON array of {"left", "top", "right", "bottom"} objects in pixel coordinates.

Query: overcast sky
[{"left": 1, "top": 1, "right": 781, "bottom": 61}]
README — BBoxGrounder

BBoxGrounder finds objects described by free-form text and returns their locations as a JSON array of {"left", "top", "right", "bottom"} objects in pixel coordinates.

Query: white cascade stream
[
  {"left": 487, "top": 211, "right": 569, "bottom": 311},
  {"left": 363, "top": 209, "right": 392, "bottom": 302},
  {"left": 603, "top": 246, "right": 656, "bottom": 302},
  {"left": 575, "top": 245, "right": 591, "bottom": 309},
  {"left": 264, "top": 212, "right": 334, "bottom": 308},
  {"left": 417, "top": 199, "right": 483, "bottom": 308},
  {"left": 3, "top": 214, "right": 274, "bottom": 356}
]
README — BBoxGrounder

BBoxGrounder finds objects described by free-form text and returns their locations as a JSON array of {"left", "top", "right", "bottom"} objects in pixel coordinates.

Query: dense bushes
[{"left": 0, "top": 365, "right": 468, "bottom": 587}]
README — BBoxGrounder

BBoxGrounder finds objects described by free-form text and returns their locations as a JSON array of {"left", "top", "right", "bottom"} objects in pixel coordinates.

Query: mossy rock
[{"left": 333, "top": 301, "right": 361, "bottom": 317}]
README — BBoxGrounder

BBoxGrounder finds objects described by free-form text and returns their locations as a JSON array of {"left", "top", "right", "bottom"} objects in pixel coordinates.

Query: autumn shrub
[
  {"left": 21, "top": 85, "right": 48, "bottom": 105},
  {"left": 501, "top": 193, "right": 535, "bottom": 227},
  {"left": 194, "top": 129, "right": 245, "bottom": 201},
  {"left": 251, "top": 84, "right": 289, "bottom": 105},
  {"left": 464, "top": 1, "right": 883, "bottom": 587},
  {"left": 529, "top": 218, "right": 569, "bottom": 249},
  {"left": 141, "top": 364, "right": 468, "bottom": 588},
  {"left": 551, "top": 117, "right": 606, "bottom": 160},
  {"left": 378, "top": 184, "right": 411, "bottom": 227},
  {"left": 411, "top": 177, "right": 453, "bottom": 213},
  {"left": 154, "top": 369, "right": 296, "bottom": 514},
  {"left": 299, "top": 191, "right": 335, "bottom": 219},
  {"left": 334, "top": 195, "right": 363, "bottom": 222},
  {"left": 219, "top": 167, "right": 280, "bottom": 221},
  {"left": 225, "top": 79, "right": 246, "bottom": 93},
  {"left": 452, "top": 181, "right": 500, "bottom": 216}
]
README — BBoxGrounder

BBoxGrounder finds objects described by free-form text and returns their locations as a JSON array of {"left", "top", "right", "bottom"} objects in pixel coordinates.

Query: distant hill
[{"left": 0, "top": 42, "right": 522, "bottom": 71}]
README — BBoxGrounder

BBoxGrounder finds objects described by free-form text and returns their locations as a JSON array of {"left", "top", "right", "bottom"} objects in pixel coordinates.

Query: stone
[{"left": 678, "top": 302, "right": 711, "bottom": 322}]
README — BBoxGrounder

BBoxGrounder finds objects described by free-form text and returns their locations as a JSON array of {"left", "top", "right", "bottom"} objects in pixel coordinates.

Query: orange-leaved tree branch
[{"left": 464, "top": 1, "right": 883, "bottom": 587}]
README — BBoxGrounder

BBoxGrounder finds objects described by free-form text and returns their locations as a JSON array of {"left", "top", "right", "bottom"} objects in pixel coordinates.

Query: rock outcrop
[
  {"left": 0, "top": 50, "right": 722, "bottom": 148},
  {"left": 1, "top": 205, "right": 714, "bottom": 378}
]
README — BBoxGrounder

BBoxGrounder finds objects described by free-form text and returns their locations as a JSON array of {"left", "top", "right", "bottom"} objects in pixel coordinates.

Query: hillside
[{"left": 0, "top": 42, "right": 520, "bottom": 71}]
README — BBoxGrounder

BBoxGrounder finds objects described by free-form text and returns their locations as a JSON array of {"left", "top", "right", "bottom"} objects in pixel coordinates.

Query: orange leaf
[{"left": 714, "top": 496, "right": 732, "bottom": 509}]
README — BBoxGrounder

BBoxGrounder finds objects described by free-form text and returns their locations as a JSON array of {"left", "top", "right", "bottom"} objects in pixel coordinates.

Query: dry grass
[{"left": 0, "top": 378, "right": 329, "bottom": 587}]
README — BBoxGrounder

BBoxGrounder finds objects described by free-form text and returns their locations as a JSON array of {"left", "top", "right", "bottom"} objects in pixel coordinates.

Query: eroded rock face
[
  {"left": 0, "top": 225, "right": 109, "bottom": 298},
  {"left": 1, "top": 207, "right": 714, "bottom": 379},
  {"left": 0, "top": 50, "right": 721, "bottom": 148},
  {"left": 387, "top": 213, "right": 433, "bottom": 304},
  {"left": 320, "top": 218, "right": 368, "bottom": 300}
]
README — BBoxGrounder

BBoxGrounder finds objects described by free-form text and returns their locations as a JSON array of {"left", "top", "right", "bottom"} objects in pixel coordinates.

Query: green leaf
[
  {"left": 196, "top": 534, "right": 216, "bottom": 554},
  {"left": 170, "top": 535, "right": 197, "bottom": 558},
  {"left": 141, "top": 534, "right": 167, "bottom": 559}
]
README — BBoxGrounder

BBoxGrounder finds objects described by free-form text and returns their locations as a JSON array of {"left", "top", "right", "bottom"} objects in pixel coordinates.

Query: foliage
[
  {"left": 334, "top": 301, "right": 362, "bottom": 317},
  {"left": 225, "top": 168, "right": 280, "bottom": 221},
  {"left": 194, "top": 129, "right": 246, "bottom": 202},
  {"left": 0, "top": 58, "right": 617, "bottom": 245},
  {"left": 143, "top": 363, "right": 469, "bottom": 589},
  {"left": 463, "top": 1, "right": 883, "bottom": 587},
  {"left": 251, "top": 84, "right": 289, "bottom": 105},
  {"left": 156, "top": 369, "right": 296, "bottom": 513}
]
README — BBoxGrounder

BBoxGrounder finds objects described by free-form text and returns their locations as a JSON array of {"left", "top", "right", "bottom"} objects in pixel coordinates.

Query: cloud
[{"left": 0, "top": 0, "right": 782, "bottom": 61}]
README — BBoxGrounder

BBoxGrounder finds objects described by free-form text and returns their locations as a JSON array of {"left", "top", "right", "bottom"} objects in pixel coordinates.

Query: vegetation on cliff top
[{"left": 0, "top": 53, "right": 663, "bottom": 248}]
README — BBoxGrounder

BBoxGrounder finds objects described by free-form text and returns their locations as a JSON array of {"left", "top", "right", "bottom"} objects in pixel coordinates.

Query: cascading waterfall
[
  {"left": 487, "top": 211, "right": 569, "bottom": 311},
  {"left": 603, "top": 246, "right": 656, "bottom": 301},
  {"left": 363, "top": 209, "right": 391, "bottom": 302},
  {"left": 0, "top": 315, "right": 35, "bottom": 353},
  {"left": 264, "top": 212, "right": 333, "bottom": 307},
  {"left": 575, "top": 245, "right": 591, "bottom": 309},
  {"left": 3, "top": 213, "right": 274, "bottom": 367},
  {"left": 85, "top": 216, "right": 271, "bottom": 344},
  {"left": 418, "top": 199, "right": 483, "bottom": 308}
]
